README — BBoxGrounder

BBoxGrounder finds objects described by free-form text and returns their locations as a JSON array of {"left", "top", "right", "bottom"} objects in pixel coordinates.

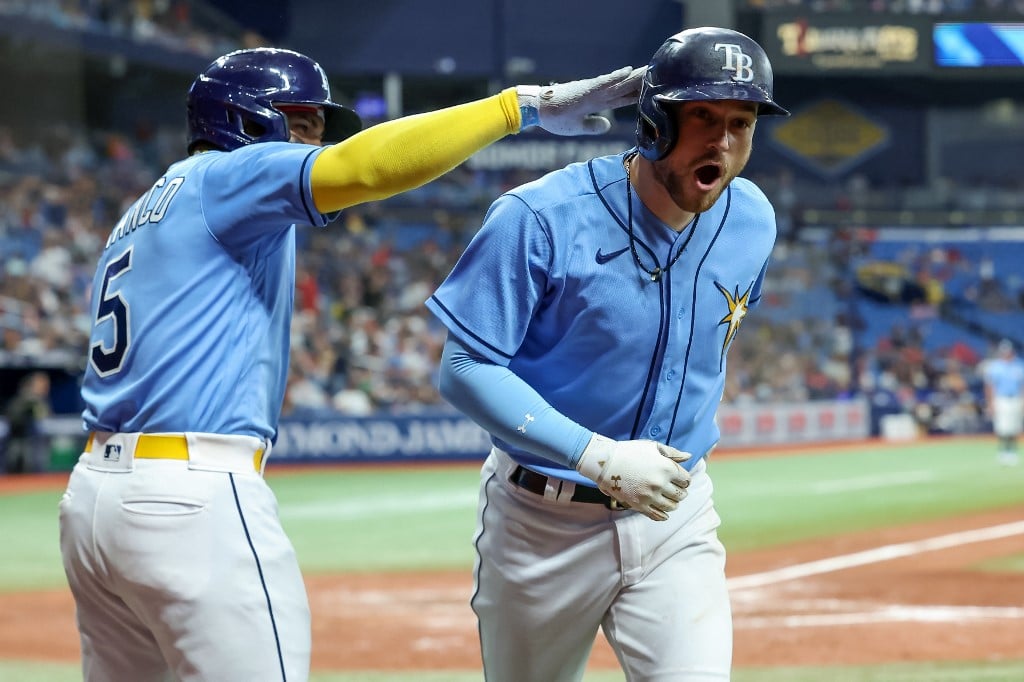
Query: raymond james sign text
[
  {"left": 273, "top": 414, "right": 491, "bottom": 462},
  {"left": 763, "top": 12, "right": 930, "bottom": 74}
]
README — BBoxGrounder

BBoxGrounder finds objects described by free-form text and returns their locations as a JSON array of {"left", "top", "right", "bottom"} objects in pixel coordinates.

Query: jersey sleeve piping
[
  {"left": 194, "top": 157, "right": 222, "bottom": 247},
  {"left": 426, "top": 296, "right": 516, "bottom": 362},
  {"left": 299, "top": 147, "right": 329, "bottom": 227}
]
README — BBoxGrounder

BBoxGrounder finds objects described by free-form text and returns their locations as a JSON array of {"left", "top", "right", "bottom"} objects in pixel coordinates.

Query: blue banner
[
  {"left": 272, "top": 414, "right": 492, "bottom": 463},
  {"left": 934, "top": 23, "right": 1024, "bottom": 67}
]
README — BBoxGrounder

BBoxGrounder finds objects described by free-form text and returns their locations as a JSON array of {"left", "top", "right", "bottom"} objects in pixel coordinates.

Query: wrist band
[{"left": 519, "top": 104, "right": 540, "bottom": 130}]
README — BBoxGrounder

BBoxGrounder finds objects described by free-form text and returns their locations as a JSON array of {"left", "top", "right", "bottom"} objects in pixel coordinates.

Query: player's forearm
[
  {"left": 310, "top": 89, "right": 520, "bottom": 212},
  {"left": 438, "top": 335, "right": 592, "bottom": 468}
]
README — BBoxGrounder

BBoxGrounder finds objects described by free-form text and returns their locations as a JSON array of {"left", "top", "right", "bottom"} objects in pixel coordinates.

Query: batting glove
[
  {"left": 517, "top": 66, "right": 645, "bottom": 136},
  {"left": 575, "top": 434, "right": 691, "bottom": 521}
]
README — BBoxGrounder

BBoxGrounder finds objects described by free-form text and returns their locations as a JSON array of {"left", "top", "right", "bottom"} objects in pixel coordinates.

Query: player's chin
[{"left": 676, "top": 185, "right": 724, "bottom": 215}]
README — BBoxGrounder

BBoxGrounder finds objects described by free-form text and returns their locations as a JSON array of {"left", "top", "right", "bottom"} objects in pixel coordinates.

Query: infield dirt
[{"left": 3, "top": 505, "right": 1021, "bottom": 672}]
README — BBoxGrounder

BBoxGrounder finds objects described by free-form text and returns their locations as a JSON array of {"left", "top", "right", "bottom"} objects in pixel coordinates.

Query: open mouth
[{"left": 695, "top": 164, "right": 722, "bottom": 189}]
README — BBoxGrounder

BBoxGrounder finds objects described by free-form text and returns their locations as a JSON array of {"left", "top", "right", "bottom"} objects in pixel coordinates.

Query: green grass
[
  {"left": 711, "top": 439, "right": 1024, "bottom": 551},
  {"left": 3, "top": 659, "right": 1024, "bottom": 681},
  {"left": 274, "top": 466, "right": 481, "bottom": 574},
  {"left": 0, "top": 490, "right": 67, "bottom": 590},
  {"left": 975, "top": 552, "right": 1024, "bottom": 573}
]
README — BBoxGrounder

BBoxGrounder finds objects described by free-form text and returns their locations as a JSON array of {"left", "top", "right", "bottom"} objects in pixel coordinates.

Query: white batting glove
[
  {"left": 575, "top": 434, "right": 691, "bottom": 521},
  {"left": 516, "top": 66, "right": 646, "bottom": 136}
]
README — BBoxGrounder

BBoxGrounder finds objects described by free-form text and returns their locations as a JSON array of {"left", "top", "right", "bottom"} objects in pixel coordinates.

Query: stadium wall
[{"left": 0, "top": 399, "right": 871, "bottom": 470}]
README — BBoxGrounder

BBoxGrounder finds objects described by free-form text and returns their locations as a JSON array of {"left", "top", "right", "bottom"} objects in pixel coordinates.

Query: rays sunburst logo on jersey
[{"left": 715, "top": 281, "right": 753, "bottom": 369}]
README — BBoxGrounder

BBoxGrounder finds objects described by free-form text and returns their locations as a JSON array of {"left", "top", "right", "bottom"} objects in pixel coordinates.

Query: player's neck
[{"left": 628, "top": 155, "right": 696, "bottom": 232}]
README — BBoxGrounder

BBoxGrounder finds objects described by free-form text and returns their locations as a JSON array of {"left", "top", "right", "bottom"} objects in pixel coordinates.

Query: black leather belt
[{"left": 509, "top": 465, "right": 629, "bottom": 510}]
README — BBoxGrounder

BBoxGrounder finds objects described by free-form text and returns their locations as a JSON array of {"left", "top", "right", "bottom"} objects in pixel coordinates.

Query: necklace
[{"left": 623, "top": 153, "right": 698, "bottom": 282}]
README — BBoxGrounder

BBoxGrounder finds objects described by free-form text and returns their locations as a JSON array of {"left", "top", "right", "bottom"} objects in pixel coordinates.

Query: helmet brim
[
  {"left": 654, "top": 83, "right": 789, "bottom": 117},
  {"left": 321, "top": 103, "right": 363, "bottom": 144}
]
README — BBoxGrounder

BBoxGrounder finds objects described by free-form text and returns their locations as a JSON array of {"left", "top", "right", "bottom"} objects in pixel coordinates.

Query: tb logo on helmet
[
  {"left": 635, "top": 27, "right": 790, "bottom": 161},
  {"left": 714, "top": 43, "right": 755, "bottom": 83}
]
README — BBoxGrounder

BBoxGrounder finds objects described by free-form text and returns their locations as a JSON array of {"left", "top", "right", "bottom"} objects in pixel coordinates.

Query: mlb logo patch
[{"left": 104, "top": 444, "right": 122, "bottom": 462}]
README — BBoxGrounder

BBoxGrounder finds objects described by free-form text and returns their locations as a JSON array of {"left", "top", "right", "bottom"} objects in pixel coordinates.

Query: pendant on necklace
[{"left": 650, "top": 267, "right": 662, "bottom": 282}]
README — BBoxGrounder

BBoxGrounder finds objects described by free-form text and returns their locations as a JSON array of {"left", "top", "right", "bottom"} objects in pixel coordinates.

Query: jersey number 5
[{"left": 90, "top": 248, "right": 133, "bottom": 377}]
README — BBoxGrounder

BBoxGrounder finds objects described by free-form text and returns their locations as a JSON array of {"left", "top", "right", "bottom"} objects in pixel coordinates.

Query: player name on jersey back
[{"left": 105, "top": 175, "right": 186, "bottom": 250}]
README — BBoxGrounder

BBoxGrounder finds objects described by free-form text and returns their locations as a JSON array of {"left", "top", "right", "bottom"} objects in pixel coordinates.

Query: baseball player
[
  {"left": 982, "top": 338, "right": 1024, "bottom": 466},
  {"left": 426, "top": 28, "right": 788, "bottom": 681},
  {"left": 57, "top": 47, "right": 643, "bottom": 682}
]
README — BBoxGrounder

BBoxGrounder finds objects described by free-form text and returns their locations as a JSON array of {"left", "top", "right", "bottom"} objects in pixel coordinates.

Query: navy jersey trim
[
  {"left": 630, "top": 282, "right": 669, "bottom": 439},
  {"left": 429, "top": 296, "right": 515, "bottom": 361},
  {"left": 298, "top": 148, "right": 321, "bottom": 226},
  {"left": 587, "top": 156, "right": 667, "bottom": 439},
  {"left": 587, "top": 156, "right": 658, "bottom": 265},
  {"left": 229, "top": 474, "right": 287, "bottom": 681},
  {"left": 470, "top": 470, "right": 496, "bottom": 680},
  {"left": 666, "top": 185, "right": 732, "bottom": 443}
]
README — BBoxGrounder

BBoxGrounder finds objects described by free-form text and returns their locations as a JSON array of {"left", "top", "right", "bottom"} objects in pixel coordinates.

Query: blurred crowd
[
  {"left": 722, "top": 230, "right": 1014, "bottom": 436},
  {"left": 744, "top": 0, "right": 1024, "bottom": 13},
  {"left": 1, "top": 120, "right": 1021, "bottom": 438},
  {"left": 0, "top": 0, "right": 260, "bottom": 57}
]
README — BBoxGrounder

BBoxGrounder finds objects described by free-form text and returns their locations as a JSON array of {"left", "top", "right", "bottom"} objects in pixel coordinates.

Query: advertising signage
[
  {"left": 761, "top": 12, "right": 933, "bottom": 74},
  {"left": 934, "top": 22, "right": 1024, "bottom": 68}
]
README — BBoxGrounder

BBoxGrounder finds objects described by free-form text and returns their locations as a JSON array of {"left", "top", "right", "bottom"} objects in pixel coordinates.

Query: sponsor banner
[
  {"left": 12, "top": 401, "right": 870, "bottom": 465},
  {"left": 466, "top": 136, "right": 633, "bottom": 172},
  {"left": 272, "top": 414, "right": 492, "bottom": 462},
  {"left": 934, "top": 22, "right": 1024, "bottom": 68},
  {"left": 272, "top": 401, "right": 871, "bottom": 461},
  {"left": 717, "top": 399, "right": 870, "bottom": 447},
  {"left": 770, "top": 99, "right": 890, "bottom": 178},
  {"left": 761, "top": 12, "right": 931, "bottom": 74}
]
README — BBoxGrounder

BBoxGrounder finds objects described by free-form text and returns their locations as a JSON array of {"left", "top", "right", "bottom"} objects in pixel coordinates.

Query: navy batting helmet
[
  {"left": 186, "top": 48, "right": 362, "bottom": 153},
  {"left": 636, "top": 27, "right": 789, "bottom": 161}
]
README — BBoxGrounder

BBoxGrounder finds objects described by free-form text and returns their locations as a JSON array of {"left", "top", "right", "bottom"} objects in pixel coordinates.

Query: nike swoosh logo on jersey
[{"left": 595, "top": 247, "right": 629, "bottom": 264}]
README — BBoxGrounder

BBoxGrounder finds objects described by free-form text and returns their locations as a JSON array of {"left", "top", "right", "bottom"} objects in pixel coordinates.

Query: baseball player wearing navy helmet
[
  {"left": 57, "top": 45, "right": 643, "bottom": 681},
  {"left": 427, "top": 27, "right": 788, "bottom": 681}
]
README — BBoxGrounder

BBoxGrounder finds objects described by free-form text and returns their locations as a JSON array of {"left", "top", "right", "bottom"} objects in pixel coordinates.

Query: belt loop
[
  {"left": 555, "top": 480, "right": 577, "bottom": 505},
  {"left": 256, "top": 438, "right": 272, "bottom": 476},
  {"left": 542, "top": 477, "right": 561, "bottom": 503}
]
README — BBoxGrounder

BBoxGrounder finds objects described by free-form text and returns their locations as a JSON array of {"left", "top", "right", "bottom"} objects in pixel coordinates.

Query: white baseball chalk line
[
  {"left": 738, "top": 604, "right": 1024, "bottom": 629},
  {"left": 728, "top": 519, "right": 1024, "bottom": 591},
  {"left": 729, "top": 520, "right": 1024, "bottom": 627}
]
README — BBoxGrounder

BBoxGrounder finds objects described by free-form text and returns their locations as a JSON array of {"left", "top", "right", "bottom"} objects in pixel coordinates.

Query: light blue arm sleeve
[{"left": 438, "top": 334, "right": 593, "bottom": 469}]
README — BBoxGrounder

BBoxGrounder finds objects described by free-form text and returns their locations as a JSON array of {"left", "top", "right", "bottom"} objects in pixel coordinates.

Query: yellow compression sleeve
[{"left": 310, "top": 88, "right": 521, "bottom": 213}]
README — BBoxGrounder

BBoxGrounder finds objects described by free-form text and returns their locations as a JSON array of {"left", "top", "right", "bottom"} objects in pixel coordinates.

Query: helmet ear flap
[{"left": 636, "top": 93, "right": 677, "bottom": 161}]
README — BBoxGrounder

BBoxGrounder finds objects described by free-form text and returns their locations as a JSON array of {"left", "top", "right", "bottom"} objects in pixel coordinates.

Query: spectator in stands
[
  {"left": 971, "top": 260, "right": 1017, "bottom": 311},
  {"left": 2, "top": 371, "right": 51, "bottom": 473},
  {"left": 982, "top": 339, "right": 1024, "bottom": 465}
]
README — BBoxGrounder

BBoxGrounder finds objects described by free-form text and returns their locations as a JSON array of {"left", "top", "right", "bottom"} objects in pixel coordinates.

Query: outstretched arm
[
  {"left": 310, "top": 67, "right": 644, "bottom": 212},
  {"left": 310, "top": 89, "right": 518, "bottom": 212}
]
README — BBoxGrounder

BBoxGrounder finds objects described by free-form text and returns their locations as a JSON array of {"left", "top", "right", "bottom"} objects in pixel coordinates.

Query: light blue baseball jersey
[
  {"left": 984, "top": 356, "right": 1024, "bottom": 397},
  {"left": 427, "top": 150, "right": 776, "bottom": 482},
  {"left": 81, "top": 142, "right": 335, "bottom": 442}
]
